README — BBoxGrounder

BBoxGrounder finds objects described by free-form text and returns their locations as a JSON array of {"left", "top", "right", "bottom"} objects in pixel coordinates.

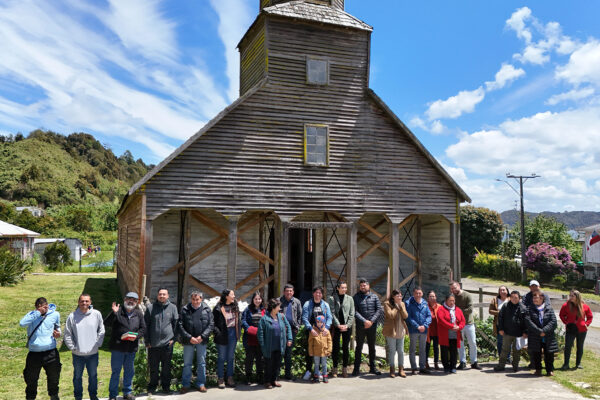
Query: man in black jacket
[
  {"left": 144, "top": 288, "right": 178, "bottom": 394},
  {"left": 279, "top": 284, "right": 302, "bottom": 380},
  {"left": 494, "top": 290, "right": 526, "bottom": 372},
  {"left": 352, "top": 278, "right": 383, "bottom": 376},
  {"left": 106, "top": 292, "right": 145, "bottom": 400},
  {"left": 178, "top": 291, "right": 214, "bottom": 393}
]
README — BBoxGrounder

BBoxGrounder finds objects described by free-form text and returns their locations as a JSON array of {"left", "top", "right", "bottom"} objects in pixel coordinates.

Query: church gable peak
[{"left": 261, "top": 0, "right": 345, "bottom": 11}]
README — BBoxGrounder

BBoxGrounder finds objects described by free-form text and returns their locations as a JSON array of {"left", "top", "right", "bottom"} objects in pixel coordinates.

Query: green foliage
[
  {"left": 43, "top": 241, "right": 72, "bottom": 271},
  {"left": 475, "top": 316, "right": 497, "bottom": 358},
  {"left": 460, "top": 206, "right": 504, "bottom": 269},
  {"left": 0, "top": 248, "right": 31, "bottom": 286},
  {"left": 506, "top": 215, "right": 581, "bottom": 262},
  {"left": 473, "top": 250, "right": 522, "bottom": 282}
]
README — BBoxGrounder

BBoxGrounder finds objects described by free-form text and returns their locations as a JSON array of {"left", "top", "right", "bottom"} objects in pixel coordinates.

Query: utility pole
[{"left": 497, "top": 173, "right": 540, "bottom": 281}]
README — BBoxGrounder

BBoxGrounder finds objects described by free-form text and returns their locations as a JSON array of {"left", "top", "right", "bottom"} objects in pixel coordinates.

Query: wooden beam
[
  {"left": 234, "top": 269, "right": 261, "bottom": 291},
  {"left": 389, "top": 221, "right": 399, "bottom": 292},
  {"left": 239, "top": 275, "right": 274, "bottom": 301},
  {"left": 238, "top": 238, "right": 275, "bottom": 265},
  {"left": 138, "top": 193, "right": 147, "bottom": 297},
  {"left": 398, "top": 271, "right": 417, "bottom": 289},
  {"left": 143, "top": 219, "right": 153, "bottom": 298},
  {"left": 358, "top": 219, "right": 389, "bottom": 243},
  {"left": 288, "top": 221, "right": 354, "bottom": 229},
  {"left": 346, "top": 222, "right": 358, "bottom": 295},
  {"left": 398, "top": 215, "right": 415, "bottom": 231},
  {"left": 398, "top": 246, "right": 417, "bottom": 262},
  {"left": 164, "top": 235, "right": 225, "bottom": 275},
  {"left": 189, "top": 275, "right": 220, "bottom": 297},
  {"left": 192, "top": 211, "right": 228, "bottom": 237},
  {"left": 227, "top": 217, "right": 238, "bottom": 289},
  {"left": 417, "top": 216, "right": 422, "bottom": 287},
  {"left": 182, "top": 211, "right": 192, "bottom": 301},
  {"left": 357, "top": 233, "right": 389, "bottom": 263},
  {"left": 371, "top": 270, "right": 387, "bottom": 286}
]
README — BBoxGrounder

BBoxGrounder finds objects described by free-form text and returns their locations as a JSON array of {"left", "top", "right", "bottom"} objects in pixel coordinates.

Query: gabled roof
[
  {"left": 0, "top": 220, "right": 40, "bottom": 237},
  {"left": 263, "top": 0, "right": 372, "bottom": 31},
  {"left": 367, "top": 90, "right": 471, "bottom": 203}
]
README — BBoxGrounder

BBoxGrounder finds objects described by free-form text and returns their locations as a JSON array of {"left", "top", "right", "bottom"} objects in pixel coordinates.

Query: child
[{"left": 308, "top": 315, "right": 332, "bottom": 383}]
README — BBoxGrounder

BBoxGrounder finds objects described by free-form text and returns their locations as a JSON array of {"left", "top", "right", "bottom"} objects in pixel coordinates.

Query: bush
[
  {"left": 460, "top": 206, "right": 504, "bottom": 270},
  {"left": 525, "top": 242, "right": 576, "bottom": 281},
  {"left": 474, "top": 316, "right": 497, "bottom": 359},
  {"left": 43, "top": 241, "right": 72, "bottom": 271},
  {"left": 0, "top": 248, "right": 31, "bottom": 286},
  {"left": 473, "top": 250, "right": 521, "bottom": 282}
]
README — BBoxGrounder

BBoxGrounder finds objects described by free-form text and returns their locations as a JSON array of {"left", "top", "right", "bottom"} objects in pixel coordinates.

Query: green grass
[
  {"left": 464, "top": 273, "right": 600, "bottom": 303},
  {"left": 552, "top": 351, "right": 600, "bottom": 398},
  {"left": 0, "top": 273, "right": 120, "bottom": 400}
]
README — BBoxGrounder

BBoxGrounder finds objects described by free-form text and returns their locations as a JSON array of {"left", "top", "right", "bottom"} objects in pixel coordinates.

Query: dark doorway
[{"left": 289, "top": 228, "right": 314, "bottom": 303}]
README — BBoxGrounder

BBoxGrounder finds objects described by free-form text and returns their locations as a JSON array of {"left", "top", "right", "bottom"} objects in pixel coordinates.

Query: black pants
[
  {"left": 354, "top": 325, "right": 377, "bottom": 371},
  {"left": 148, "top": 345, "right": 173, "bottom": 391},
  {"left": 564, "top": 330, "right": 587, "bottom": 367},
  {"left": 24, "top": 348, "right": 61, "bottom": 399},
  {"left": 303, "top": 331, "right": 313, "bottom": 372},
  {"left": 244, "top": 345, "right": 264, "bottom": 382},
  {"left": 264, "top": 350, "right": 282, "bottom": 384},
  {"left": 426, "top": 336, "right": 439, "bottom": 364},
  {"left": 283, "top": 330, "right": 297, "bottom": 378},
  {"left": 440, "top": 339, "right": 457, "bottom": 372},
  {"left": 332, "top": 327, "right": 351, "bottom": 368},
  {"left": 531, "top": 342, "right": 554, "bottom": 373}
]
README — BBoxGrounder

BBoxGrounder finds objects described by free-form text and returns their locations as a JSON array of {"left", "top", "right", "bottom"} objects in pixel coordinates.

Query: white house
[
  {"left": 582, "top": 224, "right": 600, "bottom": 280},
  {"left": 34, "top": 238, "right": 83, "bottom": 262},
  {"left": 0, "top": 220, "right": 40, "bottom": 259}
]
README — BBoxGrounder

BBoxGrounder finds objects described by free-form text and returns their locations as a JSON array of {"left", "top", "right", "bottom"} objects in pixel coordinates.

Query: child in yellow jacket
[{"left": 308, "top": 315, "right": 332, "bottom": 383}]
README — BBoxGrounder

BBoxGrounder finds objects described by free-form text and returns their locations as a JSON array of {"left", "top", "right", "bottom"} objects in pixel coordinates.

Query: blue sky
[{"left": 1, "top": 0, "right": 599, "bottom": 213}]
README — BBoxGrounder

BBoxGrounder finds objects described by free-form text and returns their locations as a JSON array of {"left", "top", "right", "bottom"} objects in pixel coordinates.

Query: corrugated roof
[
  {"left": 263, "top": 0, "right": 372, "bottom": 31},
  {"left": 0, "top": 220, "right": 40, "bottom": 237}
]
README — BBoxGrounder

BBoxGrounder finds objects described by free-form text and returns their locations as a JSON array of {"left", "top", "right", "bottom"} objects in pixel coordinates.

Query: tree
[
  {"left": 43, "top": 241, "right": 72, "bottom": 271},
  {"left": 0, "top": 200, "right": 16, "bottom": 223},
  {"left": 525, "top": 242, "right": 576, "bottom": 280},
  {"left": 460, "top": 206, "right": 504, "bottom": 269},
  {"left": 506, "top": 215, "right": 581, "bottom": 262},
  {"left": 0, "top": 248, "right": 31, "bottom": 286},
  {"left": 66, "top": 207, "right": 92, "bottom": 232}
]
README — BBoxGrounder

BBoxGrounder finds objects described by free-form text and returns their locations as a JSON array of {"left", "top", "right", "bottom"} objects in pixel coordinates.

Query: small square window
[
  {"left": 307, "top": 58, "right": 329, "bottom": 85},
  {"left": 304, "top": 124, "right": 329, "bottom": 166}
]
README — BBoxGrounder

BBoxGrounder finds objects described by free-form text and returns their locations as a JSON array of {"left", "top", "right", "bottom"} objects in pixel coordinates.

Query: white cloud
[
  {"left": 485, "top": 63, "right": 525, "bottom": 91},
  {"left": 409, "top": 116, "right": 447, "bottom": 135},
  {"left": 208, "top": 0, "right": 255, "bottom": 102},
  {"left": 425, "top": 87, "right": 485, "bottom": 120},
  {"left": 546, "top": 87, "right": 595, "bottom": 105},
  {"left": 506, "top": 7, "right": 533, "bottom": 44},
  {"left": 513, "top": 44, "right": 549, "bottom": 65},
  {"left": 555, "top": 40, "right": 600, "bottom": 88}
]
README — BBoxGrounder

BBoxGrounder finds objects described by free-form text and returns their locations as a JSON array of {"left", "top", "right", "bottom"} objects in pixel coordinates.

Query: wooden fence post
[{"left": 479, "top": 287, "right": 484, "bottom": 320}]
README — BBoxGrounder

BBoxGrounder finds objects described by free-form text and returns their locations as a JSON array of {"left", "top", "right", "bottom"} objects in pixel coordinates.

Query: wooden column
[
  {"left": 346, "top": 223, "right": 358, "bottom": 295},
  {"left": 143, "top": 219, "right": 153, "bottom": 298},
  {"left": 275, "top": 219, "right": 289, "bottom": 296},
  {"left": 314, "top": 229, "right": 324, "bottom": 291},
  {"left": 449, "top": 222, "right": 460, "bottom": 282},
  {"left": 389, "top": 221, "right": 399, "bottom": 294},
  {"left": 227, "top": 216, "right": 239, "bottom": 290},
  {"left": 416, "top": 216, "right": 423, "bottom": 287},
  {"left": 259, "top": 216, "right": 267, "bottom": 297}
]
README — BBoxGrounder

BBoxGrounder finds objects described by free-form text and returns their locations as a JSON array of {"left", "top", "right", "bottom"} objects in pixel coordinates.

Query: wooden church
[{"left": 117, "top": 0, "right": 470, "bottom": 306}]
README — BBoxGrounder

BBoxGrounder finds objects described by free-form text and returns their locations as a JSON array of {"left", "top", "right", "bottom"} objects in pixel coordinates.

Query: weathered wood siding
[
  {"left": 420, "top": 215, "right": 452, "bottom": 296},
  {"left": 331, "top": 0, "right": 344, "bottom": 10},
  {"left": 239, "top": 21, "right": 267, "bottom": 96},
  {"left": 262, "top": 0, "right": 336, "bottom": 9},
  {"left": 117, "top": 194, "right": 143, "bottom": 296}
]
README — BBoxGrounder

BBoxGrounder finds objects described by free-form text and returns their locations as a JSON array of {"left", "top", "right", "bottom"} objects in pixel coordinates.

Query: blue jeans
[
  {"left": 217, "top": 327, "right": 237, "bottom": 379},
  {"left": 313, "top": 356, "right": 328, "bottom": 376},
  {"left": 459, "top": 323, "right": 478, "bottom": 364},
  {"left": 72, "top": 353, "right": 98, "bottom": 400},
  {"left": 182, "top": 343, "right": 207, "bottom": 388},
  {"left": 109, "top": 351, "right": 136, "bottom": 398}
]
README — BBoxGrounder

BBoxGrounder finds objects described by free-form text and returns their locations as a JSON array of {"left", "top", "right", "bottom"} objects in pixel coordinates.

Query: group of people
[{"left": 20, "top": 278, "right": 593, "bottom": 400}]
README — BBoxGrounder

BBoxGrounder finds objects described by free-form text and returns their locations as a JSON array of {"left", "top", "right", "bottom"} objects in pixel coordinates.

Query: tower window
[
  {"left": 304, "top": 124, "right": 329, "bottom": 166},
  {"left": 307, "top": 58, "right": 329, "bottom": 85}
]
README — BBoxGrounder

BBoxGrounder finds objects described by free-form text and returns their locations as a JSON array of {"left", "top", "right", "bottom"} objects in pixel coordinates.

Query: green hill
[{"left": 0, "top": 130, "right": 151, "bottom": 208}]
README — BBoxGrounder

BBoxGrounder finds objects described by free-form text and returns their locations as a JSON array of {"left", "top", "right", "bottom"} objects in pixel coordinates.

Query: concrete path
[{"left": 102, "top": 365, "right": 584, "bottom": 400}]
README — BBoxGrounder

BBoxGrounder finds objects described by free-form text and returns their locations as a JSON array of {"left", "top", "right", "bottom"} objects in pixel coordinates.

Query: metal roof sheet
[{"left": 0, "top": 220, "right": 40, "bottom": 237}]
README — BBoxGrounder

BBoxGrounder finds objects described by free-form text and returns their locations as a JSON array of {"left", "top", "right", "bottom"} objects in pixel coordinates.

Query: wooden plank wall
[
  {"left": 331, "top": 0, "right": 344, "bottom": 10},
  {"left": 143, "top": 19, "right": 458, "bottom": 223},
  {"left": 239, "top": 22, "right": 266, "bottom": 96},
  {"left": 150, "top": 210, "right": 263, "bottom": 303},
  {"left": 420, "top": 215, "right": 452, "bottom": 296},
  {"left": 117, "top": 194, "right": 143, "bottom": 296}
]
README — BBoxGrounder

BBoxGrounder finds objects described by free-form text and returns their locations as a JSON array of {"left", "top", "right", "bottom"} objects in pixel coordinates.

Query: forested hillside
[{"left": 500, "top": 210, "right": 600, "bottom": 230}]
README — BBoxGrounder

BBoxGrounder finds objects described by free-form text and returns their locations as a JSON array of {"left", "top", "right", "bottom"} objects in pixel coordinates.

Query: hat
[
  {"left": 316, "top": 315, "right": 325, "bottom": 323},
  {"left": 529, "top": 280, "right": 540, "bottom": 287},
  {"left": 125, "top": 292, "right": 139, "bottom": 300}
]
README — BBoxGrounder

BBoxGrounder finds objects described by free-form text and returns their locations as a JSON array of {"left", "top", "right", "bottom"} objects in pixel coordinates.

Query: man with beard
[
  {"left": 106, "top": 292, "right": 146, "bottom": 400},
  {"left": 352, "top": 278, "right": 383, "bottom": 376}
]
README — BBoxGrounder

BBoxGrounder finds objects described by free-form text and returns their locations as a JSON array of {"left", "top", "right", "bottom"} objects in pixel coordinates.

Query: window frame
[
  {"left": 304, "top": 124, "right": 330, "bottom": 167},
  {"left": 306, "top": 56, "right": 330, "bottom": 86}
]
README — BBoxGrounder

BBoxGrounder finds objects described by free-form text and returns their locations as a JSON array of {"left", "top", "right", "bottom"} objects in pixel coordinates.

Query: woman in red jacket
[
  {"left": 559, "top": 290, "right": 593, "bottom": 370},
  {"left": 436, "top": 294, "right": 466, "bottom": 374},
  {"left": 425, "top": 290, "right": 440, "bottom": 370}
]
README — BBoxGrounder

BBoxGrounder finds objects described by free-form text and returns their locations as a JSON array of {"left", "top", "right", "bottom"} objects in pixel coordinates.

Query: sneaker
[
  {"left": 197, "top": 385, "right": 207, "bottom": 393},
  {"left": 576, "top": 365, "right": 583, "bottom": 370},
  {"left": 351, "top": 368, "right": 359, "bottom": 377},
  {"left": 369, "top": 369, "right": 382, "bottom": 375},
  {"left": 323, "top": 375, "right": 329, "bottom": 383},
  {"left": 312, "top": 375, "right": 320, "bottom": 383},
  {"left": 180, "top": 387, "right": 190, "bottom": 394},
  {"left": 303, "top": 370, "right": 312, "bottom": 380},
  {"left": 124, "top": 394, "right": 136, "bottom": 400},
  {"left": 547, "top": 371, "right": 555, "bottom": 376},
  {"left": 264, "top": 383, "right": 273, "bottom": 389},
  {"left": 560, "top": 364, "right": 569, "bottom": 371},
  {"left": 471, "top": 362, "right": 482, "bottom": 370},
  {"left": 226, "top": 376, "right": 236, "bottom": 387},
  {"left": 273, "top": 381, "right": 282, "bottom": 387},
  {"left": 450, "top": 369, "right": 457, "bottom": 374},
  {"left": 457, "top": 362, "right": 466, "bottom": 370},
  {"left": 493, "top": 365, "right": 505, "bottom": 372},
  {"left": 218, "top": 378, "right": 225, "bottom": 389}
]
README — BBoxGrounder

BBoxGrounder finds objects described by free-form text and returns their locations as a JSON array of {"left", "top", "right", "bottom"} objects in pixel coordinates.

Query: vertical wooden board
[
  {"left": 236, "top": 218, "right": 263, "bottom": 300},
  {"left": 420, "top": 215, "right": 451, "bottom": 295},
  {"left": 346, "top": 223, "right": 357, "bottom": 296},
  {"left": 150, "top": 210, "right": 180, "bottom": 298}
]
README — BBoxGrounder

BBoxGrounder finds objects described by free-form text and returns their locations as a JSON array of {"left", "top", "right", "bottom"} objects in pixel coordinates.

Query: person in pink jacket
[{"left": 559, "top": 290, "right": 593, "bottom": 370}]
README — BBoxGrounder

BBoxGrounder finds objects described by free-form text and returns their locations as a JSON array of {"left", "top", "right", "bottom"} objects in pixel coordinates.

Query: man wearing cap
[
  {"left": 522, "top": 280, "right": 551, "bottom": 308},
  {"left": 106, "top": 292, "right": 146, "bottom": 400}
]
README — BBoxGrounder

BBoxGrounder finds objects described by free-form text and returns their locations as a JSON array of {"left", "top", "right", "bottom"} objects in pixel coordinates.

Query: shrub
[
  {"left": 473, "top": 250, "right": 521, "bottom": 282},
  {"left": 525, "top": 242, "right": 576, "bottom": 281},
  {"left": 0, "top": 248, "right": 31, "bottom": 286},
  {"left": 460, "top": 206, "right": 504, "bottom": 270},
  {"left": 43, "top": 241, "right": 72, "bottom": 271}
]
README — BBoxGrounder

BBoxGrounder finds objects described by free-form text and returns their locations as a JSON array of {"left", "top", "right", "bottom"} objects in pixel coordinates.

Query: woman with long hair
[
  {"left": 426, "top": 290, "right": 440, "bottom": 370},
  {"left": 257, "top": 298, "right": 292, "bottom": 389},
  {"left": 327, "top": 281, "right": 355, "bottom": 378},
  {"left": 559, "top": 289, "right": 593, "bottom": 370},
  {"left": 241, "top": 291, "right": 266, "bottom": 384},
  {"left": 213, "top": 289, "right": 241, "bottom": 388},
  {"left": 489, "top": 285, "right": 509, "bottom": 359},
  {"left": 382, "top": 289, "right": 409, "bottom": 377}
]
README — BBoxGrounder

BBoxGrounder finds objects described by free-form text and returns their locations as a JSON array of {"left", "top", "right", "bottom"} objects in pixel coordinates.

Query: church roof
[{"left": 263, "top": 0, "right": 372, "bottom": 31}]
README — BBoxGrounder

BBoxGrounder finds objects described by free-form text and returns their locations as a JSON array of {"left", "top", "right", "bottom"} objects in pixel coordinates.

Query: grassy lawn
[
  {"left": 464, "top": 273, "right": 600, "bottom": 303},
  {"left": 0, "top": 273, "right": 120, "bottom": 400},
  {"left": 552, "top": 351, "right": 600, "bottom": 398}
]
